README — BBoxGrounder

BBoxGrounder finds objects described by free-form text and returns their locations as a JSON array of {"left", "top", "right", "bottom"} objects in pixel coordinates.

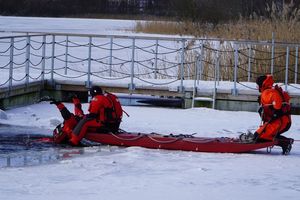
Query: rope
[
  {"left": 239, "top": 50, "right": 286, "bottom": 60},
  {"left": 182, "top": 137, "right": 216, "bottom": 143},
  {"left": 0, "top": 45, "right": 11, "bottom": 54},
  {"left": 92, "top": 73, "right": 130, "bottom": 80},
  {"left": 0, "top": 62, "right": 10, "bottom": 69},
  {"left": 53, "top": 71, "right": 87, "bottom": 78},
  {"left": 64, "top": 67, "right": 87, "bottom": 74},
  {"left": 13, "top": 45, "right": 27, "bottom": 51},
  {"left": 67, "top": 40, "right": 89, "bottom": 47},
  {"left": 111, "top": 133, "right": 145, "bottom": 141},
  {"left": 91, "top": 68, "right": 110, "bottom": 74},
  {"left": 135, "top": 43, "right": 156, "bottom": 49},
  {"left": 93, "top": 55, "right": 111, "bottom": 62},
  {"left": 236, "top": 82, "right": 258, "bottom": 90},
  {"left": 12, "top": 60, "right": 27, "bottom": 66},
  {"left": 29, "top": 59, "right": 43, "bottom": 67},
  {"left": 12, "top": 75, "right": 27, "bottom": 82},
  {"left": 112, "top": 42, "right": 132, "bottom": 50},
  {"left": 203, "top": 45, "right": 238, "bottom": 53},
  {"left": 158, "top": 44, "right": 179, "bottom": 51},
  {"left": 147, "top": 135, "right": 182, "bottom": 144},
  {"left": 91, "top": 41, "right": 111, "bottom": 48},
  {"left": 111, "top": 132, "right": 183, "bottom": 144},
  {"left": 155, "top": 72, "right": 179, "bottom": 79},
  {"left": 156, "top": 57, "right": 180, "bottom": 65},
  {"left": 29, "top": 43, "right": 43, "bottom": 51},
  {"left": 67, "top": 54, "right": 88, "bottom": 61},
  {"left": 0, "top": 78, "right": 10, "bottom": 86},
  {"left": 12, "top": 52, "right": 26, "bottom": 57},
  {"left": 28, "top": 73, "right": 43, "bottom": 80},
  {"left": 288, "top": 68, "right": 300, "bottom": 75}
]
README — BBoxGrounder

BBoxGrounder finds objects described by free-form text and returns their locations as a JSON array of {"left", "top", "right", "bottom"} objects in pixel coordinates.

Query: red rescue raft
[{"left": 85, "top": 132, "right": 277, "bottom": 153}]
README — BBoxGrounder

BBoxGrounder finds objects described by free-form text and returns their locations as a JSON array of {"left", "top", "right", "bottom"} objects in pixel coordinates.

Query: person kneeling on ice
[
  {"left": 241, "top": 74, "right": 293, "bottom": 154},
  {"left": 69, "top": 86, "right": 115, "bottom": 145}
]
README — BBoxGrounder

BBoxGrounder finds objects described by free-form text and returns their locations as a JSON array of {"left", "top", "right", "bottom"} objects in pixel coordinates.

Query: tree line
[{"left": 0, "top": 0, "right": 299, "bottom": 22}]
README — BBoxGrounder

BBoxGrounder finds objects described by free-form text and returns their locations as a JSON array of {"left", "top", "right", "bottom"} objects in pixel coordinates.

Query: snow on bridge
[{"left": 0, "top": 31, "right": 300, "bottom": 111}]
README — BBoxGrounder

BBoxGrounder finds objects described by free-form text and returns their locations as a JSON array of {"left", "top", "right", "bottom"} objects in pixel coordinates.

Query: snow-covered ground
[
  {"left": 0, "top": 103, "right": 300, "bottom": 200},
  {"left": 0, "top": 16, "right": 300, "bottom": 200}
]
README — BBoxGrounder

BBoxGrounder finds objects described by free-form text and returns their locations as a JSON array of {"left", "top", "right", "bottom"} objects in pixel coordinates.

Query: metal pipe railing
[
  {"left": 25, "top": 36, "right": 30, "bottom": 87},
  {"left": 0, "top": 32, "right": 299, "bottom": 98},
  {"left": 285, "top": 46, "right": 289, "bottom": 91},
  {"left": 50, "top": 35, "right": 55, "bottom": 84}
]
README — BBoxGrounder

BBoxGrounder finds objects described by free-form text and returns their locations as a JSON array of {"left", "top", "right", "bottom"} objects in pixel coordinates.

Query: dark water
[
  {"left": 0, "top": 124, "right": 53, "bottom": 153},
  {"left": 0, "top": 124, "right": 121, "bottom": 168},
  {"left": 119, "top": 94, "right": 182, "bottom": 108},
  {"left": 0, "top": 124, "right": 77, "bottom": 167}
]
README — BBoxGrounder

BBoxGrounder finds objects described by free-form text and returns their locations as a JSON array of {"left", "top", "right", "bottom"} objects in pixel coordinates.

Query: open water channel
[{"left": 0, "top": 124, "right": 123, "bottom": 168}]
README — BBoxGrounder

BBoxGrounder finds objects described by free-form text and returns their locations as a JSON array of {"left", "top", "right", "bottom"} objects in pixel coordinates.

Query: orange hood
[{"left": 260, "top": 75, "right": 274, "bottom": 92}]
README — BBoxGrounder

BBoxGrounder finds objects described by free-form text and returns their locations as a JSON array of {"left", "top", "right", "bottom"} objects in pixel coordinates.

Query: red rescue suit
[
  {"left": 53, "top": 97, "right": 85, "bottom": 143},
  {"left": 256, "top": 75, "right": 291, "bottom": 141},
  {"left": 69, "top": 94, "right": 113, "bottom": 145}
]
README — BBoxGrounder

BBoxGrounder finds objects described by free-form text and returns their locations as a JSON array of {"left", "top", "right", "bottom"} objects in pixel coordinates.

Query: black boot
[{"left": 277, "top": 137, "right": 294, "bottom": 155}]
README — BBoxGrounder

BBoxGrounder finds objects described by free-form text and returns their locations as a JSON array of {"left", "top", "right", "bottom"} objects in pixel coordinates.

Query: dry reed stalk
[{"left": 134, "top": 3, "right": 300, "bottom": 82}]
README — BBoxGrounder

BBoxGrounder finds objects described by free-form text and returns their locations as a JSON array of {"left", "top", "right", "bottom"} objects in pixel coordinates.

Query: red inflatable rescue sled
[{"left": 85, "top": 131, "right": 277, "bottom": 153}]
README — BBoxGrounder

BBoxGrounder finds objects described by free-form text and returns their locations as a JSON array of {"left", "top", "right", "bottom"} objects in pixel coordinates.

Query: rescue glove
[
  {"left": 239, "top": 131, "right": 259, "bottom": 143},
  {"left": 49, "top": 98, "right": 61, "bottom": 106},
  {"left": 38, "top": 96, "right": 52, "bottom": 103},
  {"left": 258, "top": 106, "right": 263, "bottom": 117}
]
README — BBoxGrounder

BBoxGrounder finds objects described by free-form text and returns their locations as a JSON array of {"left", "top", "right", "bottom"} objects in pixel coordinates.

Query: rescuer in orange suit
[
  {"left": 50, "top": 95, "right": 85, "bottom": 143},
  {"left": 247, "top": 74, "right": 293, "bottom": 154},
  {"left": 69, "top": 86, "right": 113, "bottom": 145}
]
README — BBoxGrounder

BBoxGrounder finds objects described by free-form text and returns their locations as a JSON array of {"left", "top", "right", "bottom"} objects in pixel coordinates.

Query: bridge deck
[{"left": 1, "top": 80, "right": 300, "bottom": 114}]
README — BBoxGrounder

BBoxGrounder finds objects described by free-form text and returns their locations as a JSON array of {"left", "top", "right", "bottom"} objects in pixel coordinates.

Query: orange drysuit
[
  {"left": 53, "top": 97, "right": 84, "bottom": 143},
  {"left": 255, "top": 75, "right": 291, "bottom": 141},
  {"left": 69, "top": 94, "right": 113, "bottom": 145}
]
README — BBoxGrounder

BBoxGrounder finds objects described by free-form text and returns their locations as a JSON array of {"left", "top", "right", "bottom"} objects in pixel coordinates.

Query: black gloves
[
  {"left": 38, "top": 96, "right": 61, "bottom": 105},
  {"left": 239, "top": 131, "right": 259, "bottom": 143},
  {"left": 49, "top": 98, "right": 61, "bottom": 105},
  {"left": 258, "top": 107, "right": 263, "bottom": 116},
  {"left": 252, "top": 132, "right": 259, "bottom": 141}
]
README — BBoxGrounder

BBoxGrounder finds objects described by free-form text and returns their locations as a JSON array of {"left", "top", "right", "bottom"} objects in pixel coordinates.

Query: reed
[{"left": 134, "top": 4, "right": 300, "bottom": 83}]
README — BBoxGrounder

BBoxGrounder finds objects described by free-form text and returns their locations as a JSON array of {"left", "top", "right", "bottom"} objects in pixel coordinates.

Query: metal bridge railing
[{"left": 0, "top": 32, "right": 299, "bottom": 96}]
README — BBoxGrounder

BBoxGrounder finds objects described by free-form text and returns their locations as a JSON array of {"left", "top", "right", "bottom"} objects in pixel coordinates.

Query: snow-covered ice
[
  {"left": 0, "top": 16, "right": 135, "bottom": 35},
  {"left": 0, "top": 103, "right": 300, "bottom": 200}
]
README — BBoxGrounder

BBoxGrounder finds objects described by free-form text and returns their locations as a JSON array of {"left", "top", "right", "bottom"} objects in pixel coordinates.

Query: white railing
[{"left": 0, "top": 32, "right": 299, "bottom": 95}]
